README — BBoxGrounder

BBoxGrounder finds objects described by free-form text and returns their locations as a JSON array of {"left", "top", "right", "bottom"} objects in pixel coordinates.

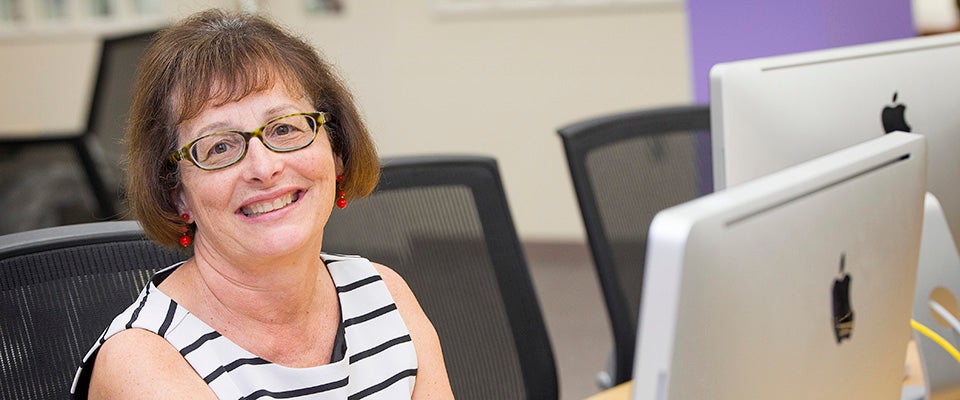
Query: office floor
[
  {"left": 524, "top": 242, "right": 611, "bottom": 399},
  {"left": 0, "top": 146, "right": 612, "bottom": 400}
]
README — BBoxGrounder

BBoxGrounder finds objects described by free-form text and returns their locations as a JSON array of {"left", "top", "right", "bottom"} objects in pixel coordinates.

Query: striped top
[{"left": 70, "top": 253, "right": 418, "bottom": 399}]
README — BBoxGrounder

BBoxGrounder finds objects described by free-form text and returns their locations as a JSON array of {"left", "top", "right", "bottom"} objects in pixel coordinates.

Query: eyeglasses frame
[{"left": 169, "top": 111, "right": 330, "bottom": 171}]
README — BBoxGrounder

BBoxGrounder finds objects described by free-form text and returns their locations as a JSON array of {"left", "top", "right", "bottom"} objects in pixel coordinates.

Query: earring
[
  {"left": 336, "top": 175, "right": 348, "bottom": 209},
  {"left": 179, "top": 213, "right": 192, "bottom": 247}
]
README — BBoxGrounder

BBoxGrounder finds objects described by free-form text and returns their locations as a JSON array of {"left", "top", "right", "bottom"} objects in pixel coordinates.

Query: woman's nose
[{"left": 241, "top": 138, "right": 284, "bottom": 183}]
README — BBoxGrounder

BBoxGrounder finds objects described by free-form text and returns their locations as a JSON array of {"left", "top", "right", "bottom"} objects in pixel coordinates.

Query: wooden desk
[
  {"left": 585, "top": 382, "right": 631, "bottom": 400},
  {"left": 585, "top": 341, "right": 925, "bottom": 400}
]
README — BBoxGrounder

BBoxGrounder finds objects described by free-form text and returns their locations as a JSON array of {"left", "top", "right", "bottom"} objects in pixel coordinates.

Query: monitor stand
[{"left": 909, "top": 193, "right": 960, "bottom": 400}]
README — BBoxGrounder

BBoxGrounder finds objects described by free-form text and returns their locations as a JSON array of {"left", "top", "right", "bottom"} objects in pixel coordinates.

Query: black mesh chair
[
  {"left": 0, "top": 221, "right": 186, "bottom": 400},
  {"left": 556, "top": 104, "right": 712, "bottom": 387},
  {"left": 324, "top": 155, "right": 558, "bottom": 400}
]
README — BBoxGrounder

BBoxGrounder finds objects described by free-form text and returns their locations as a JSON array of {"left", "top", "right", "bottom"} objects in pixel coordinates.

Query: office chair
[
  {"left": 0, "top": 221, "right": 187, "bottom": 400},
  {"left": 556, "top": 104, "right": 712, "bottom": 387},
  {"left": 324, "top": 155, "right": 559, "bottom": 400},
  {"left": 0, "top": 28, "right": 156, "bottom": 221}
]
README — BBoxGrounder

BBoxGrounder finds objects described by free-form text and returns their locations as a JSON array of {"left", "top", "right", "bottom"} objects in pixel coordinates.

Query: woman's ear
[
  {"left": 173, "top": 189, "right": 192, "bottom": 221},
  {"left": 334, "top": 154, "right": 345, "bottom": 177}
]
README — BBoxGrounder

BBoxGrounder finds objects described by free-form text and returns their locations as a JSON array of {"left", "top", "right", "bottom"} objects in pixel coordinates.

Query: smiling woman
[{"left": 69, "top": 8, "right": 454, "bottom": 400}]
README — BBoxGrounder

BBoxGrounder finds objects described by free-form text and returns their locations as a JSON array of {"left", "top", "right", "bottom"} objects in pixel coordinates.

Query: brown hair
[{"left": 126, "top": 8, "right": 379, "bottom": 248}]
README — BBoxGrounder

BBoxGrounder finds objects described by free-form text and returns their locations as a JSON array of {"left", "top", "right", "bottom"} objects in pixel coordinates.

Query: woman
[{"left": 70, "top": 9, "right": 454, "bottom": 399}]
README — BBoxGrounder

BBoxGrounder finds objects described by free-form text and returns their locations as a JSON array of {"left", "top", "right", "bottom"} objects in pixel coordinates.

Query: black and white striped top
[{"left": 70, "top": 253, "right": 418, "bottom": 399}]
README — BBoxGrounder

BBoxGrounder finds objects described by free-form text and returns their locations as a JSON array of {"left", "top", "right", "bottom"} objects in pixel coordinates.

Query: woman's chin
[
  {"left": 198, "top": 226, "right": 322, "bottom": 262},
  {"left": 250, "top": 230, "right": 319, "bottom": 256}
]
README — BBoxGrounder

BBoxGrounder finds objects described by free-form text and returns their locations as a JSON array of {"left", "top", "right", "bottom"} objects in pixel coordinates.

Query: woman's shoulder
[
  {"left": 88, "top": 328, "right": 216, "bottom": 399},
  {"left": 71, "top": 261, "right": 200, "bottom": 396},
  {"left": 368, "top": 262, "right": 407, "bottom": 293}
]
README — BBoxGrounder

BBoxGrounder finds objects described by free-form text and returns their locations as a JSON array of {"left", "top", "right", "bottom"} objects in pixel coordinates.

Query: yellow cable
[{"left": 911, "top": 318, "right": 960, "bottom": 363}]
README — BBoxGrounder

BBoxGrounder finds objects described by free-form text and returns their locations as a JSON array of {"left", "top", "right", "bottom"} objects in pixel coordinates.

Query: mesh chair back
[
  {"left": 557, "top": 105, "right": 711, "bottom": 385},
  {"left": 0, "top": 221, "right": 186, "bottom": 400},
  {"left": 87, "top": 30, "right": 156, "bottom": 179},
  {"left": 324, "top": 155, "right": 558, "bottom": 400}
]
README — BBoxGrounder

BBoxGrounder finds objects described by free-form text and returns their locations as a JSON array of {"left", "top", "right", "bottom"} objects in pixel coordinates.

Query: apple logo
[
  {"left": 832, "top": 253, "right": 854, "bottom": 344},
  {"left": 881, "top": 92, "right": 911, "bottom": 133}
]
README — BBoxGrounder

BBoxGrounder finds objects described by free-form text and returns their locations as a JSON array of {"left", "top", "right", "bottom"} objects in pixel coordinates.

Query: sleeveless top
[{"left": 70, "top": 253, "right": 418, "bottom": 399}]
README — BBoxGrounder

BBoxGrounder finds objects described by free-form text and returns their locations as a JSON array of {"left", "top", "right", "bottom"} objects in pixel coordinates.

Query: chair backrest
[
  {"left": 324, "top": 155, "right": 558, "bottom": 400},
  {"left": 85, "top": 29, "right": 157, "bottom": 192},
  {"left": 0, "top": 221, "right": 187, "bottom": 400},
  {"left": 556, "top": 104, "right": 711, "bottom": 386}
]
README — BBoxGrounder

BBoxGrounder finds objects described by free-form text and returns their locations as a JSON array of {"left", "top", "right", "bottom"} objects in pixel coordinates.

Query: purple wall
[{"left": 687, "top": 0, "right": 916, "bottom": 103}]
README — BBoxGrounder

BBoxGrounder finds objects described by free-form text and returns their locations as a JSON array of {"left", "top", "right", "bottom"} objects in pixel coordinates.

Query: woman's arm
[
  {"left": 88, "top": 328, "right": 217, "bottom": 399},
  {"left": 373, "top": 263, "right": 456, "bottom": 399}
]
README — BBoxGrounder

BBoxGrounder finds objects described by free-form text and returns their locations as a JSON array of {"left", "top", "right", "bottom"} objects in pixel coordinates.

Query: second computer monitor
[{"left": 710, "top": 31, "right": 960, "bottom": 249}]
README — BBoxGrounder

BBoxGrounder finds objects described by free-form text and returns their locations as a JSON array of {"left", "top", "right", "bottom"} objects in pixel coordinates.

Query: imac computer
[
  {"left": 709, "top": 31, "right": 960, "bottom": 251},
  {"left": 632, "top": 132, "right": 927, "bottom": 400},
  {"left": 709, "top": 32, "right": 960, "bottom": 398}
]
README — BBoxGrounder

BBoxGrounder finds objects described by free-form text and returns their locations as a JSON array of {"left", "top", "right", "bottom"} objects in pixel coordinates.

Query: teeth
[{"left": 242, "top": 192, "right": 299, "bottom": 217}]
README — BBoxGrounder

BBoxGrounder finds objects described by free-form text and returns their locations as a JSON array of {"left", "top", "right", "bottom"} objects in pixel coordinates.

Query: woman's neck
[{"left": 163, "top": 242, "right": 333, "bottom": 329}]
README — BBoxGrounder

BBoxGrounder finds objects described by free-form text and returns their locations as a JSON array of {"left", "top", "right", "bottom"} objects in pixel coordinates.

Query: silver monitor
[
  {"left": 633, "top": 132, "right": 927, "bottom": 400},
  {"left": 710, "top": 31, "right": 960, "bottom": 251}
]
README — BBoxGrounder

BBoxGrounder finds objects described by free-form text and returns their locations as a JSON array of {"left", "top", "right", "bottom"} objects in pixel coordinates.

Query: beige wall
[
  {"left": 0, "top": 0, "right": 693, "bottom": 241},
  {"left": 270, "top": 1, "right": 694, "bottom": 241}
]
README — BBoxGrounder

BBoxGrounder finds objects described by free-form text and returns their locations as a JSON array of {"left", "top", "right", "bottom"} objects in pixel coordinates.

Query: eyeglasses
[{"left": 169, "top": 111, "right": 330, "bottom": 171}]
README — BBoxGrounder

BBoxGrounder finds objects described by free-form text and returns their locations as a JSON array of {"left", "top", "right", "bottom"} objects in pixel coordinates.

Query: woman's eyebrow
[
  {"left": 191, "top": 121, "right": 233, "bottom": 137},
  {"left": 262, "top": 104, "right": 302, "bottom": 119},
  {"left": 186, "top": 102, "right": 307, "bottom": 137}
]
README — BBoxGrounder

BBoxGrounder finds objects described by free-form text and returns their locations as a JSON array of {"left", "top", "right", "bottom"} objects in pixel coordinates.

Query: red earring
[
  {"left": 336, "top": 175, "right": 348, "bottom": 209},
  {"left": 179, "top": 213, "right": 192, "bottom": 247}
]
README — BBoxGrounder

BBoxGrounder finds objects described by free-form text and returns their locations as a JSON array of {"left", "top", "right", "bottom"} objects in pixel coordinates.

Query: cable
[
  {"left": 911, "top": 318, "right": 960, "bottom": 364},
  {"left": 928, "top": 299, "right": 960, "bottom": 344},
  {"left": 929, "top": 300, "right": 960, "bottom": 335}
]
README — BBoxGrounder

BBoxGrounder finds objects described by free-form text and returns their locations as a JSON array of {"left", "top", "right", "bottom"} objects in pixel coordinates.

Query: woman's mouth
[{"left": 240, "top": 191, "right": 302, "bottom": 217}]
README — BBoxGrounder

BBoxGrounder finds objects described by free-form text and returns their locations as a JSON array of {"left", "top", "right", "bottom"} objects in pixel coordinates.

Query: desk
[{"left": 585, "top": 341, "right": 925, "bottom": 400}]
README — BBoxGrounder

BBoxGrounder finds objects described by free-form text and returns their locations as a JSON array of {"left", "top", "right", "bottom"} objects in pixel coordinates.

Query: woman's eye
[
  {"left": 271, "top": 124, "right": 295, "bottom": 136},
  {"left": 210, "top": 141, "right": 233, "bottom": 155}
]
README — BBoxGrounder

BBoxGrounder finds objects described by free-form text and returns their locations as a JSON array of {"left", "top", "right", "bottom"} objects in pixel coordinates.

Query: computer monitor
[
  {"left": 632, "top": 132, "right": 927, "bottom": 400},
  {"left": 709, "top": 31, "right": 960, "bottom": 250}
]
